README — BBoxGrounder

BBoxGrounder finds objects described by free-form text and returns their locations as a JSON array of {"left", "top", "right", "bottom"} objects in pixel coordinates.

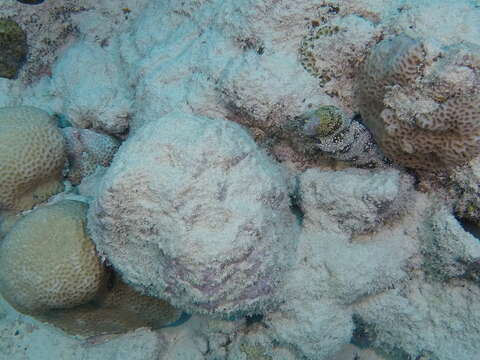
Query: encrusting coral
[
  {"left": 355, "top": 33, "right": 480, "bottom": 172},
  {"left": 0, "top": 106, "right": 66, "bottom": 212}
]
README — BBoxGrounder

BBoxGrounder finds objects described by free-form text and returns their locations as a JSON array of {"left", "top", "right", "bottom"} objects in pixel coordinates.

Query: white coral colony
[{"left": 88, "top": 112, "right": 298, "bottom": 317}]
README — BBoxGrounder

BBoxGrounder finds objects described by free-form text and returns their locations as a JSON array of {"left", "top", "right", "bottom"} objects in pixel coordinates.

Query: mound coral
[
  {"left": 88, "top": 112, "right": 298, "bottom": 317},
  {"left": 0, "top": 200, "right": 105, "bottom": 315},
  {"left": 355, "top": 33, "right": 480, "bottom": 171},
  {"left": 0, "top": 199, "right": 182, "bottom": 337},
  {"left": 299, "top": 168, "right": 413, "bottom": 235},
  {"left": 0, "top": 106, "right": 66, "bottom": 212}
]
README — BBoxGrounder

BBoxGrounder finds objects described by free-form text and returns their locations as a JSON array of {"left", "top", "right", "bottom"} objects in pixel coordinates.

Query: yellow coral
[
  {"left": 0, "top": 200, "right": 105, "bottom": 314},
  {"left": 0, "top": 199, "right": 181, "bottom": 337},
  {"left": 0, "top": 106, "right": 66, "bottom": 211}
]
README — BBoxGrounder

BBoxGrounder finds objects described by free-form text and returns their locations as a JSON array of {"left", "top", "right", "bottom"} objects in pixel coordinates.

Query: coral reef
[
  {"left": 0, "top": 199, "right": 182, "bottom": 337},
  {"left": 51, "top": 40, "right": 133, "bottom": 134},
  {"left": 299, "top": 168, "right": 413, "bottom": 235},
  {"left": 88, "top": 112, "right": 298, "bottom": 317},
  {"left": 89, "top": 113, "right": 295, "bottom": 315},
  {"left": 355, "top": 33, "right": 480, "bottom": 172},
  {"left": 0, "top": 18, "right": 27, "bottom": 79},
  {"left": 0, "top": 2, "right": 86, "bottom": 83},
  {"left": 449, "top": 157, "right": 480, "bottom": 224},
  {"left": 298, "top": 14, "right": 381, "bottom": 103},
  {"left": 420, "top": 205, "right": 480, "bottom": 282},
  {"left": 0, "top": 200, "right": 105, "bottom": 314},
  {"left": 1, "top": 0, "right": 480, "bottom": 359},
  {"left": 62, "top": 127, "right": 120, "bottom": 185},
  {"left": 0, "top": 106, "right": 65, "bottom": 212},
  {"left": 354, "top": 279, "right": 480, "bottom": 360},
  {"left": 266, "top": 297, "right": 353, "bottom": 360}
]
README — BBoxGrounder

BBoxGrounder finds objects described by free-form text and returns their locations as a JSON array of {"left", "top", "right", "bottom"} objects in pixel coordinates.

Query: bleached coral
[
  {"left": 2, "top": 0, "right": 480, "bottom": 359},
  {"left": 449, "top": 157, "right": 480, "bottom": 224},
  {"left": 88, "top": 112, "right": 298, "bottom": 317},
  {"left": 354, "top": 280, "right": 480, "bottom": 360},
  {"left": 266, "top": 298, "right": 353, "bottom": 360},
  {"left": 420, "top": 205, "right": 480, "bottom": 281},
  {"left": 299, "top": 14, "right": 381, "bottom": 104},
  {"left": 299, "top": 168, "right": 413, "bottom": 235},
  {"left": 51, "top": 40, "right": 133, "bottom": 134}
]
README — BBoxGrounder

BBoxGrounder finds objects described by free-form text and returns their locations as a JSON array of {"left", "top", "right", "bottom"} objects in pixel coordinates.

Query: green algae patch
[{"left": 0, "top": 19, "right": 27, "bottom": 79}]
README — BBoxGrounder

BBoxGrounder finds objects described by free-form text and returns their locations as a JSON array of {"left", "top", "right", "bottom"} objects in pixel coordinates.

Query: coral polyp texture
[
  {"left": 88, "top": 112, "right": 298, "bottom": 317},
  {"left": 355, "top": 33, "right": 480, "bottom": 172},
  {"left": 0, "top": 106, "right": 65, "bottom": 212},
  {"left": 62, "top": 127, "right": 120, "bottom": 185},
  {"left": 0, "top": 200, "right": 105, "bottom": 315}
]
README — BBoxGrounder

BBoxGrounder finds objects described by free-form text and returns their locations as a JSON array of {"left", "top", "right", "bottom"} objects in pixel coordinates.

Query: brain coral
[
  {"left": 0, "top": 200, "right": 105, "bottom": 315},
  {"left": 355, "top": 33, "right": 480, "bottom": 171},
  {"left": 88, "top": 112, "right": 298, "bottom": 317},
  {"left": 0, "top": 106, "right": 66, "bottom": 212}
]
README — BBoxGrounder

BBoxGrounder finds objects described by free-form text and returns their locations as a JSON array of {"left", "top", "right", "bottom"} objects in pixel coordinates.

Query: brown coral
[
  {"left": 38, "top": 272, "right": 182, "bottom": 337},
  {"left": 355, "top": 33, "right": 480, "bottom": 171}
]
